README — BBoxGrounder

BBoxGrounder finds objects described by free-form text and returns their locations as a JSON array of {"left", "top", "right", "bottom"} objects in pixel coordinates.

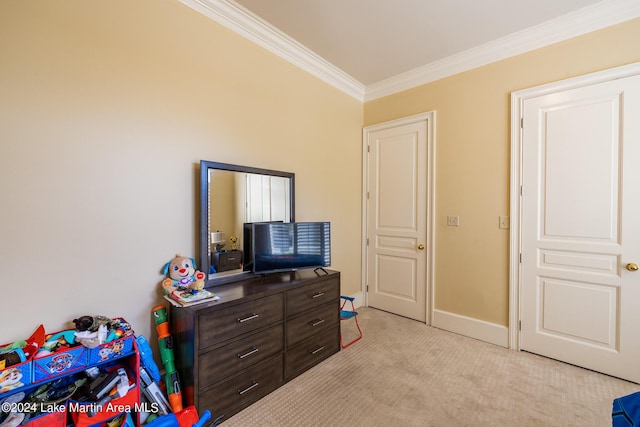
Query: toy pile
[
  {"left": 0, "top": 326, "right": 42, "bottom": 374},
  {"left": 31, "top": 317, "right": 134, "bottom": 358},
  {"left": 0, "top": 313, "right": 213, "bottom": 427}
]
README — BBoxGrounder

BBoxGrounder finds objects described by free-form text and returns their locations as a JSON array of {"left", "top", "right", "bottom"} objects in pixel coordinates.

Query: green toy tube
[{"left": 152, "top": 305, "right": 183, "bottom": 413}]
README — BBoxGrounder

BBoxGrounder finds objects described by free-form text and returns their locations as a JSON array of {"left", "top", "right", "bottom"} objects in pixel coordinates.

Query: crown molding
[
  {"left": 364, "top": 0, "right": 640, "bottom": 101},
  {"left": 178, "top": 0, "right": 366, "bottom": 101},
  {"left": 179, "top": 0, "right": 640, "bottom": 103}
]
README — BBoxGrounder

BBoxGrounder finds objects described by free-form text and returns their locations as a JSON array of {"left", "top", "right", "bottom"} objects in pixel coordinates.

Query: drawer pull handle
[
  {"left": 238, "top": 381, "right": 259, "bottom": 395},
  {"left": 237, "top": 347, "right": 259, "bottom": 359},
  {"left": 237, "top": 313, "right": 259, "bottom": 323},
  {"left": 309, "top": 319, "right": 325, "bottom": 327},
  {"left": 311, "top": 292, "right": 325, "bottom": 299},
  {"left": 310, "top": 346, "right": 325, "bottom": 355}
]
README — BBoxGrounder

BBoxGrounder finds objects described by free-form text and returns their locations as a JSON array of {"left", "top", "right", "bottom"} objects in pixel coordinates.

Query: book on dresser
[{"left": 166, "top": 288, "right": 220, "bottom": 307}]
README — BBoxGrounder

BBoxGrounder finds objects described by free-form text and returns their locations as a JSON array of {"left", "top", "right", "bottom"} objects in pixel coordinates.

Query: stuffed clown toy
[{"left": 162, "top": 254, "right": 205, "bottom": 294}]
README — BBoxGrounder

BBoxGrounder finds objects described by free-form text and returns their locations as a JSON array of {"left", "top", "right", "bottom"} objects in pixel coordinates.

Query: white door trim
[
  {"left": 361, "top": 111, "right": 436, "bottom": 324},
  {"left": 509, "top": 61, "right": 640, "bottom": 350}
]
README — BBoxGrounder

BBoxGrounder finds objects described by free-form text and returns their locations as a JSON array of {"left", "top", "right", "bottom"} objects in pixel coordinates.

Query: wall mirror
[{"left": 200, "top": 160, "right": 295, "bottom": 284}]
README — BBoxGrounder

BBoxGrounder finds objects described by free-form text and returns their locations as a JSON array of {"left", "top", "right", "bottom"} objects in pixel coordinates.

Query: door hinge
[
  {"left": 366, "top": 238, "right": 369, "bottom": 246},
  {"left": 518, "top": 320, "right": 522, "bottom": 331},
  {"left": 520, "top": 185, "right": 522, "bottom": 196},
  {"left": 367, "top": 191, "right": 369, "bottom": 199},
  {"left": 367, "top": 144, "right": 370, "bottom": 153},
  {"left": 520, "top": 117, "right": 523, "bottom": 128},
  {"left": 519, "top": 253, "right": 522, "bottom": 263},
  {"left": 366, "top": 285, "right": 369, "bottom": 292}
]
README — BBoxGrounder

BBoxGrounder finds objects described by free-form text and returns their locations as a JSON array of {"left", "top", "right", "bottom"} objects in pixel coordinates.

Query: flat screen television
[
  {"left": 250, "top": 222, "right": 331, "bottom": 274},
  {"left": 242, "top": 221, "right": 283, "bottom": 272}
]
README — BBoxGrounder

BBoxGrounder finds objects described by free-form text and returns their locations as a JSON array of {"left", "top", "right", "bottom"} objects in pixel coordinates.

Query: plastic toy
[
  {"left": 35, "top": 330, "right": 78, "bottom": 357},
  {"left": 136, "top": 335, "right": 170, "bottom": 416},
  {"left": 139, "top": 366, "right": 170, "bottom": 416},
  {"left": 106, "top": 328, "right": 124, "bottom": 342},
  {"left": 107, "top": 319, "right": 132, "bottom": 341},
  {"left": 46, "top": 330, "right": 77, "bottom": 346},
  {"left": 152, "top": 305, "right": 182, "bottom": 413},
  {"left": 136, "top": 336, "right": 161, "bottom": 383},
  {"left": 161, "top": 255, "right": 205, "bottom": 294},
  {"left": 146, "top": 407, "right": 211, "bottom": 427}
]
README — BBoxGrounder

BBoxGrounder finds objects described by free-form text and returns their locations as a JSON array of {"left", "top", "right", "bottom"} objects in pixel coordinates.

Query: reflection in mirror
[{"left": 200, "top": 161, "right": 295, "bottom": 284}]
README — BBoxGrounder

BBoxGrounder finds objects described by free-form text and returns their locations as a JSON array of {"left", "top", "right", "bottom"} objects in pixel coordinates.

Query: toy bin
[
  {"left": 0, "top": 357, "right": 31, "bottom": 395},
  {"left": 87, "top": 319, "right": 135, "bottom": 365},
  {"left": 89, "top": 412, "right": 135, "bottom": 427},
  {"left": 22, "top": 400, "right": 68, "bottom": 427},
  {"left": 0, "top": 325, "right": 45, "bottom": 394},
  {"left": 69, "top": 366, "right": 140, "bottom": 427},
  {"left": 32, "top": 333, "right": 87, "bottom": 384},
  {"left": 0, "top": 346, "right": 32, "bottom": 396}
]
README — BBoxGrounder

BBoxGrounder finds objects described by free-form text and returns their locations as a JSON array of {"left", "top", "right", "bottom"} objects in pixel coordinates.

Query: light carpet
[{"left": 222, "top": 307, "right": 638, "bottom": 426}]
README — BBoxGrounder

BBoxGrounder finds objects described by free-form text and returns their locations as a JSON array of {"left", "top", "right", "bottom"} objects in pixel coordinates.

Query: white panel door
[
  {"left": 365, "top": 118, "right": 428, "bottom": 322},
  {"left": 521, "top": 75, "right": 640, "bottom": 382}
]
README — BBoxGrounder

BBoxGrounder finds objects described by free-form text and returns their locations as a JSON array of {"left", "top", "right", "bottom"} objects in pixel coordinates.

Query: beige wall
[
  {"left": 0, "top": 0, "right": 362, "bottom": 343},
  {"left": 364, "top": 18, "right": 640, "bottom": 326},
  {"left": 2, "top": 0, "right": 638, "bottom": 346}
]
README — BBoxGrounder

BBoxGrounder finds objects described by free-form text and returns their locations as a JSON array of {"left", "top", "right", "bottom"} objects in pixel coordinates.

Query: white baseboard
[{"left": 432, "top": 309, "right": 509, "bottom": 348}]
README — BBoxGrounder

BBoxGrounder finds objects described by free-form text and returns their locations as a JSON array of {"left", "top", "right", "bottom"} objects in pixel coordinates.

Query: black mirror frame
[{"left": 199, "top": 160, "right": 295, "bottom": 285}]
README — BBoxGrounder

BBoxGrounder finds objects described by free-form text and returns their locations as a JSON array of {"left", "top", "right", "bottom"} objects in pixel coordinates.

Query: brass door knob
[
  {"left": 626, "top": 262, "right": 639, "bottom": 272},
  {"left": 418, "top": 244, "right": 425, "bottom": 250}
]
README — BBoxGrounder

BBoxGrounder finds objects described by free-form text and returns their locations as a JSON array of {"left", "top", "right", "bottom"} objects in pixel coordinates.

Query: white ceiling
[
  {"left": 180, "top": 0, "right": 640, "bottom": 100},
  {"left": 233, "top": 0, "right": 603, "bottom": 85}
]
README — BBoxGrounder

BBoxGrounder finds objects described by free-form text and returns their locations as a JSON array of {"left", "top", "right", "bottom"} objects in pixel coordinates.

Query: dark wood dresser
[
  {"left": 211, "top": 250, "right": 243, "bottom": 273},
  {"left": 170, "top": 269, "right": 340, "bottom": 423}
]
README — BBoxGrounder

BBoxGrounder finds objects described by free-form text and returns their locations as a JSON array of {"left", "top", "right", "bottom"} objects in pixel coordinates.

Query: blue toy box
[
  {"left": 87, "top": 334, "right": 135, "bottom": 364},
  {"left": 0, "top": 352, "right": 31, "bottom": 395},
  {"left": 0, "top": 325, "right": 46, "bottom": 394},
  {"left": 32, "top": 330, "right": 88, "bottom": 384},
  {"left": 613, "top": 391, "right": 640, "bottom": 426},
  {"left": 86, "top": 318, "right": 135, "bottom": 364}
]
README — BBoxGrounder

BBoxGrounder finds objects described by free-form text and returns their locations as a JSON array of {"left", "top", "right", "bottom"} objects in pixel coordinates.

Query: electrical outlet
[
  {"left": 499, "top": 215, "right": 509, "bottom": 229},
  {"left": 447, "top": 215, "right": 459, "bottom": 226}
]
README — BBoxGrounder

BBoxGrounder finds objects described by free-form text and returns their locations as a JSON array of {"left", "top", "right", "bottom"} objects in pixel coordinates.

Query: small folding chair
[{"left": 340, "top": 296, "right": 362, "bottom": 348}]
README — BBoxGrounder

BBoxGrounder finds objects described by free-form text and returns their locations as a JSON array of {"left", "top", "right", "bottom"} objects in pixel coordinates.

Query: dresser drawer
[
  {"left": 212, "top": 250, "right": 243, "bottom": 273},
  {"left": 285, "top": 326, "right": 339, "bottom": 379},
  {"left": 286, "top": 277, "right": 340, "bottom": 317},
  {"left": 286, "top": 302, "right": 339, "bottom": 347},
  {"left": 200, "top": 354, "right": 283, "bottom": 422},
  {"left": 199, "top": 293, "right": 284, "bottom": 349},
  {"left": 199, "top": 324, "right": 283, "bottom": 387}
]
